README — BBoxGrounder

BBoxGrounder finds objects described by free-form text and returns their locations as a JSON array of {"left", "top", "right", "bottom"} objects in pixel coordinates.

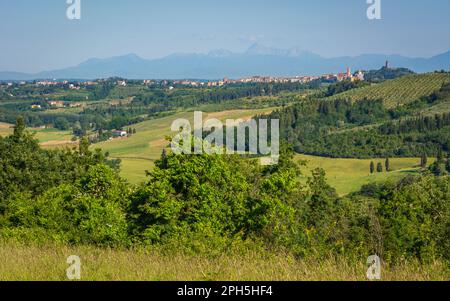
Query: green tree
[
  {"left": 370, "top": 161, "right": 375, "bottom": 174},
  {"left": 378, "top": 175, "right": 450, "bottom": 262},
  {"left": 446, "top": 153, "right": 450, "bottom": 173},
  {"left": 13, "top": 116, "right": 25, "bottom": 138},
  {"left": 2, "top": 164, "right": 130, "bottom": 246},
  {"left": 54, "top": 117, "right": 70, "bottom": 130},
  {"left": 421, "top": 154, "right": 428, "bottom": 168},
  {"left": 377, "top": 163, "right": 383, "bottom": 173},
  {"left": 437, "top": 149, "right": 444, "bottom": 163},
  {"left": 385, "top": 158, "right": 391, "bottom": 172}
]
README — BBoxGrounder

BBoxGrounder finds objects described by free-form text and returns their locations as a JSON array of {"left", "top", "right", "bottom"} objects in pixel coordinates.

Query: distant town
[{"left": 0, "top": 65, "right": 371, "bottom": 89}]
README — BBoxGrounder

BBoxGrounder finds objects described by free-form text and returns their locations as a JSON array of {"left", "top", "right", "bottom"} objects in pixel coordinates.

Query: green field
[
  {"left": 93, "top": 108, "right": 278, "bottom": 183},
  {"left": 0, "top": 122, "right": 12, "bottom": 136},
  {"left": 296, "top": 155, "right": 430, "bottom": 196},
  {"left": 0, "top": 123, "right": 74, "bottom": 147},
  {"left": 1, "top": 109, "right": 433, "bottom": 195},
  {"left": 327, "top": 73, "right": 450, "bottom": 107},
  {"left": 90, "top": 108, "right": 428, "bottom": 194},
  {"left": 32, "top": 128, "right": 73, "bottom": 143}
]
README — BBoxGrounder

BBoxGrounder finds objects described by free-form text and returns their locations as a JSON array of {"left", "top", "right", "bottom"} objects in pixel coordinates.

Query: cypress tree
[
  {"left": 377, "top": 163, "right": 383, "bottom": 173},
  {"left": 420, "top": 154, "right": 428, "bottom": 168}
]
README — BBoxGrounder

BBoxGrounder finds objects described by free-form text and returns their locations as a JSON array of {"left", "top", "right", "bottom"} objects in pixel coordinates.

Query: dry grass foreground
[{"left": 0, "top": 243, "right": 447, "bottom": 281}]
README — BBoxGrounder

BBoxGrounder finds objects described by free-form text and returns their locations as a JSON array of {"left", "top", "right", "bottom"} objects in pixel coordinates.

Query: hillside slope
[{"left": 327, "top": 73, "right": 450, "bottom": 107}]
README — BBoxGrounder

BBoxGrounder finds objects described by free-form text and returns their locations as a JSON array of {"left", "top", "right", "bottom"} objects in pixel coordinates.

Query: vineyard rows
[{"left": 327, "top": 73, "right": 450, "bottom": 108}]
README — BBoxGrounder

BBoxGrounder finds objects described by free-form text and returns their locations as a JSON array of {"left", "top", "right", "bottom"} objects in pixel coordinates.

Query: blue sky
[{"left": 1, "top": 0, "right": 450, "bottom": 72}]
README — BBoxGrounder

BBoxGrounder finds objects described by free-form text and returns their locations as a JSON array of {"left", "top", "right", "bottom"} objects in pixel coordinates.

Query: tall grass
[{"left": 0, "top": 242, "right": 447, "bottom": 281}]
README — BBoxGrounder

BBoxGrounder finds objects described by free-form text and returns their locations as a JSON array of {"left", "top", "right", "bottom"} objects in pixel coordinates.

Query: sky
[{"left": 1, "top": 0, "right": 450, "bottom": 73}]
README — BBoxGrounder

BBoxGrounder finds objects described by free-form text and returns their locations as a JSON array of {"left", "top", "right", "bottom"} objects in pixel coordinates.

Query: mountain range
[{"left": 1, "top": 44, "right": 449, "bottom": 80}]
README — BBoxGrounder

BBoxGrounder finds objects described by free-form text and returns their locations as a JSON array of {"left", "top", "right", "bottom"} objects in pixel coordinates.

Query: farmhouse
[
  {"left": 112, "top": 130, "right": 127, "bottom": 138},
  {"left": 48, "top": 101, "right": 65, "bottom": 108}
]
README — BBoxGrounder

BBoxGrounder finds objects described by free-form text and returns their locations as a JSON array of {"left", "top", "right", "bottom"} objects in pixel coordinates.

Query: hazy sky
[{"left": 1, "top": 0, "right": 450, "bottom": 73}]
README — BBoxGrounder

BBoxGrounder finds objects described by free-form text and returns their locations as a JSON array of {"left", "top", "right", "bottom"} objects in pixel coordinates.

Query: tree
[
  {"left": 307, "top": 168, "right": 338, "bottom": 229},
  {"left": 72, "top": 121, "right": 84, "bottom": 137},
  {"left": 437, "top": 149, "right": 444, "bottom": 163},
  {"left": 160, "top": 148, "right": 168, "bottom": 169},
  {"left": 3, "top": 165, "right": 130, "bottom": 246},
  {"left": 446, "top": 153, "right": 450, "bottom": 173},
  {"left": 420, "top": 154, "right": 428, "bottom": 168},
  {"left": 13, "top": 116, "right": 25, "bottom": 138},
  {"left": 385, "top": 158, "right": 390, "bottom": 172},
  {"left": 378, "top": 175, "right": 450, "bottom": 262},
  {"left": 54, "top": 117, "right": 70, "bottom": 130},
  {"left": 377, "top": 163, "right": 383, "bottom": 173},
  {"left": 370, "top": 161, "right": 375, "bottom": 174}
]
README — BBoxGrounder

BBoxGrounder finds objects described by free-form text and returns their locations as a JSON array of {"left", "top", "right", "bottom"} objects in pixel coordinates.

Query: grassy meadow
[
  {"left": 0, "top": 243, "right": 447, "bottom": 281},
  {"left": 296, "top": 155, "right": 429, "bottom": 196},
  {"left": 0, "top": 123, "right": 74, "bottom": 148},
  {"left": 0, "top": 122, "right": 12, "bottom": 137},
  {"left": 2, "top": 114, "right": 430, "bottom": 195},
  {"left": 94, "top": 108, "right": 277, "bottom": 183},
  {"left": 89, "top": 108, "right": 428, "bottom": 194},
  {"left": 1, "top": 122, "right": 67, "bottom": 141}
]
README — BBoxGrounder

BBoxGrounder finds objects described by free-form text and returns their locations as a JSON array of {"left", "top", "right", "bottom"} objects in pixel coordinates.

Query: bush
[
  {"left": 378, "top": 175, "right": 450, "bottom": 262},
  {"left": 1, "top": 165, "right": 130, "bottom": 246}
]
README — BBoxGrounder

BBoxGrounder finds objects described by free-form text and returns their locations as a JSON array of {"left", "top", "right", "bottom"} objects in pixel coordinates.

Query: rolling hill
[
  {"left": 327, "top": 72, "right": 450, "bottom": 107},
  {"left": 93, "top": 108, "right": 277, "bottom": 183}
]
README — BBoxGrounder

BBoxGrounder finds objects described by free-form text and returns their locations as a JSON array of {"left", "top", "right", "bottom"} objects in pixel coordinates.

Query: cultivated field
[
  {"left": 327, "top": 73, "right": 450, "bottom": 107},
  {"left": 94, "top": 108, "right": 278, "bottom": 183},
  {"left": 91, "top": 108, "right": 428, "bottom": 194},
  {"left": 1, "top": 112, "right": 429, "bottom": 195},
  {"left": 0, "top": 122, "right": 12, "bottom": 137},
  {"left": 0, "top": 124, "right": 75, "bottom": 148}
]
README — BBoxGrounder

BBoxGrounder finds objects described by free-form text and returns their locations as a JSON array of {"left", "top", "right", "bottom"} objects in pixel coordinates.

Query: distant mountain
[{"left": 1, "top": 44, "right": 449, "bottom": 80}]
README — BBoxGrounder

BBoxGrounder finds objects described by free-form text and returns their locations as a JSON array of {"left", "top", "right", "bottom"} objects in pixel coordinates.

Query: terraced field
[{"left": 327, "top": 73, "right": 450, "bottom": 107}]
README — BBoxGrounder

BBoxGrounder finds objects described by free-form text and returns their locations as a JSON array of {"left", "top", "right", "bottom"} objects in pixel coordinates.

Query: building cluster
[
  {"left": 142, "top": 67, "right": 365, "bottom": 88},
  {"left": 3, "top": 66, "right": 366, "bottom": 91},
  {"left": 30, "top": 100, "right": 83, "bottom": 110},
  {"left": 334, "top": 67, "right": 365, "bottom": 82},
  {"left": 36, "top": 80, "right": 59, "bottom": 87}
]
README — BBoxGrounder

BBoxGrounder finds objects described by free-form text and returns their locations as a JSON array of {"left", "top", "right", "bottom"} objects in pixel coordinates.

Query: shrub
[{"left": 2, "top": 165, "right": 130, "bottom": 246}]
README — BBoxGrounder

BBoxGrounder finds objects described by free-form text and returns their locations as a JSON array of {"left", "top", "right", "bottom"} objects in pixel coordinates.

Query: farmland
[
  {"left": 0, "top": 123, "right": 74, "bottom": 148},
  {"left": 296, "top": 154, "right": 429, "bottom": 196},
  {"left": 93, "top": 107, "right": 279, "bottom": 183},
  {"left": 1, "top": 73, "right": 449, "bottom": 283},
  {"left": 327, "top": 72, "right": 450, "bottom": 107},
  {"left": 91, "top": 108, "right": 427, "bottom": 195}
]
